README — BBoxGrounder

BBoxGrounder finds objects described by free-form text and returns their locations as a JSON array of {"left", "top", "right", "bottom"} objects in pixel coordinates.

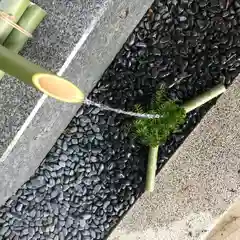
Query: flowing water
[{"left": 84, "top": 98, "right": 161, "bottom": 119}]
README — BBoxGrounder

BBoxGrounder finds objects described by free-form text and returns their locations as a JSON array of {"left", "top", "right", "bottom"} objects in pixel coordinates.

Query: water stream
[{"left": 84, "top": 99, "right": 161, "bottom": 119}]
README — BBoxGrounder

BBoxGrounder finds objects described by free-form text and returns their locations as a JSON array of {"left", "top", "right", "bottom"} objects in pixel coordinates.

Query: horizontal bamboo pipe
[{"left": 0, "top": 45, "right": 85, "bottom": 103}]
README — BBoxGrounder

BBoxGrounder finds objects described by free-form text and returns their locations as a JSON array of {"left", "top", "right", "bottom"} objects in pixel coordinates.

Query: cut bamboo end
[
  {"left": 32, "top": 73, "right": 85, "bottom": 103},
  {"left": 182, "top": 84, "right": 226, "bottom": 113}
]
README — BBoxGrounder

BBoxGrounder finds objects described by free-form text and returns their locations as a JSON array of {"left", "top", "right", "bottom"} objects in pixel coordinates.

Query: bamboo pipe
[
  {"left": 0, "top": 45, "right": 85, "bottom": 103},
  {"left": 0, "top": 0, "right": 30, "bottom": 44},
  {"left": 181, "top": 84, "right": 226, "bottom": 113},
  {"left": 0, "top": 4, "right": 46, "bottom": 81},
  {"left": 4, "top": 4, "right": 46, "bottom": 52},
  {"left": 145, "top": 146, "right": 159, "bottom": 192}
]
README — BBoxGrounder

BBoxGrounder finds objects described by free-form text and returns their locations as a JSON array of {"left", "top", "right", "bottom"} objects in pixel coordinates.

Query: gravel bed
[{"left": 1, "top": 0, "right": 240, "bottom": 239}]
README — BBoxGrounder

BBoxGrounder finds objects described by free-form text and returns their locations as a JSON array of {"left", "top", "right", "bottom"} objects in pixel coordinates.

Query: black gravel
[{"left": 1, "top": 0, "right": 240, "bottom": 239}]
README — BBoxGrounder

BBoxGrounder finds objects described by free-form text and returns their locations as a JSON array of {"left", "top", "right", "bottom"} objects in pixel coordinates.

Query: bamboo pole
[
  {"left": 0, "top": 0, "right": 30, "bottom": 44},
  {"left": 182, "top": 84, "right": 226, "bottom": 113},
  {"left": 145, "top": 146, "right": 159, "bottom": 192},
  {"left": 4, "top": 4, "right": 46, "bottom": 52},
  {"left": 0, "top": 45, "right": 85, "bottom": 103},
  {"left": 0, "top": 4, "right": 47, "bottom": 80},
  {"left": 145, "top": 84, "right": 226, "bottom": 192}
]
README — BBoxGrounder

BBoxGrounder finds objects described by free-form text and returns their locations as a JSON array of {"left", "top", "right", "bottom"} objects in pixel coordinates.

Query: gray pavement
[{"left": 108, "top": 78, "right": 240, "bottom": 240}]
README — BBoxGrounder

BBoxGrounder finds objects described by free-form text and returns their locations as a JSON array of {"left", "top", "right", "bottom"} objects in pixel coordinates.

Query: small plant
[
  {"left": 134, "top": 84, "right": 226, "bottom": 192},
  {"left": 134, "top": 90, "right": 186, "bottom": 147},
  {"left": 134, "top": 90, "right": 186, "bottom": 192}
]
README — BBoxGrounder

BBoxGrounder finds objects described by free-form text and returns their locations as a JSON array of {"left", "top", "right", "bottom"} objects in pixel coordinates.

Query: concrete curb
[{"left": 0, "top": 0, "right": 154, "bottom": 205}]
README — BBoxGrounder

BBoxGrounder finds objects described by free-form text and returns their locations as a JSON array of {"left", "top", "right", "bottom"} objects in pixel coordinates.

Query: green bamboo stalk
[
  {"left": 146, "top": 146, "right": 159, "bottom": 192},
  {"left": 0, "top": 0, "right": 30, "bottom": 44},
  {"left": 182, "top": 84, "right": 226, "bottom": 113},
  {"left": 0, "top": 45, "right": 85, "bottom": 103},
  {"left": 4, "top": 3, "right": 46, "bottom": 52},
  {"left": 0, "top": 4, "right": 47, "bottom": 80},
  {"left": 0, "top": 44, "right": 48, "bottom": 84},
  {"left": 145, "top": 84, "right": 226, "bottom": 192}
]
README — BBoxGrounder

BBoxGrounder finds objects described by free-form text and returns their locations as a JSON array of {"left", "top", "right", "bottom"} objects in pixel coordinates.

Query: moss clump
[{"left": 134, "top": 90, "right": 186, "bottom": 147}]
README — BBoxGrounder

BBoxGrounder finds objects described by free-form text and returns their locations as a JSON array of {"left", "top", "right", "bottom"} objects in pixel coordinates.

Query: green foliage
[{"left": 134, "top": 90, "right": 186, "bottom": 147}]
